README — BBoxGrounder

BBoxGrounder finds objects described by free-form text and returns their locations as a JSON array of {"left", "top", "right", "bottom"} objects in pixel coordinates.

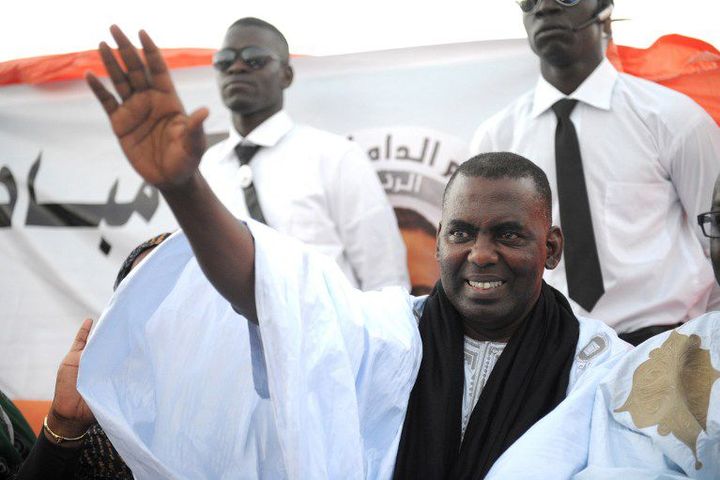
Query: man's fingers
[
  {"left": 185, "top": 107, "right": 210, "bottom": 158},
  {"left": 188, "top": 107, "right": 210, "bottom": 131},
  {"left": 70, "top": 318, "right": 94, "bottom": 353},
  {"left": 98, "top": 41, "right": 132, "bottom": 101},
  {"left": 86, "top": 72, "right": 119, "bottom": 116},
  {"left": 139, "top": 30, "right": 175, "bottom": 94},
  {"left": 110, "top": 25, "right": 152, "bottom": 92}
]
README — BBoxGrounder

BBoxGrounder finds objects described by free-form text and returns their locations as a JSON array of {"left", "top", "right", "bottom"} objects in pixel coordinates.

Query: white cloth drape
[{"left": 78, "top": 222, "right": 422, "bottom": 479}]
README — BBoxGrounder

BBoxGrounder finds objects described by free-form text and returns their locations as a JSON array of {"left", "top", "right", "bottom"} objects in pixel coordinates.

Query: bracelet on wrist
[{"left": 43, "top": 415, "right": 89, "bottom": 444}]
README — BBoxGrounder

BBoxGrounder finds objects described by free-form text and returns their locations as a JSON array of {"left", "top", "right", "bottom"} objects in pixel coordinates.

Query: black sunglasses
[
  {"left": 212, "top": 46, "right": 280, "bottom": 72},
  {"left": 698, "top": 211, "right": 720, "bottom": 238},
  {"left": 516, "top": 0, "right": 582, "bottom": 13}
]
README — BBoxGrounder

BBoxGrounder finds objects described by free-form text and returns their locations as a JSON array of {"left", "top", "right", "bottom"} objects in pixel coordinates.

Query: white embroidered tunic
[{"left": 461, "top": 337, "right": 507, "bottom": 439}]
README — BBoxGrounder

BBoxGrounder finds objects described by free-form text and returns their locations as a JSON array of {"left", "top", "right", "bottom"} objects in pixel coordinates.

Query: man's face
[
  {"left": 711, "top": 179, "right": 720, "bottom": 285},
  {"left": 216, "top": 25, "right": 292, "bottom": 116},
  {"left": 523, "top": 0, "right": 604, "bottom": 67},
  {"left": 437, "top": 175, "right": 562, "bottom": 337}
]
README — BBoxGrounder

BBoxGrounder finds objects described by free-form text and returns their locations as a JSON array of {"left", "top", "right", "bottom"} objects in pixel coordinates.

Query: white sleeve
[
  {"left": 78, "top": 226, "right": 422, "bottom": 480},
  {"left": 663, "top": 108, "right": 720, "bottom": 312},
  {"left": 250, "top": 221, "right": 421, "bottom": 479},
  {"left": 326, "top": 143, "right": 411, "bottom": 291},
  {"left": 664, "top": 108, "right": 720, "bottom": 252}
]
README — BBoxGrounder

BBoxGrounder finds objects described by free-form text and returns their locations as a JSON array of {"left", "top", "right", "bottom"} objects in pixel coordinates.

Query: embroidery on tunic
[
  {"left": 578, "top": 334, "right": 608, "bottom": 362},
  {"left": 461, "top": 337, "right": 506, "bottom": 439},
  {"left": 615, "top": 331, "right": 720, "bottom": 470}
]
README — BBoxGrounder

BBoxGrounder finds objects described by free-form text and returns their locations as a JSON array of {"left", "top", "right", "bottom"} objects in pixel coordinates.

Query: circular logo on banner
[{"left": 349, "top": 126, "right": 469, "bottom": 295}]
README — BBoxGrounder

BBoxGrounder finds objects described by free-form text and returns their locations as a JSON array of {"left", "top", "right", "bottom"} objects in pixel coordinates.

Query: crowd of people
[{"left": 2, "top": 0, "right": 720, "bottom": 478}]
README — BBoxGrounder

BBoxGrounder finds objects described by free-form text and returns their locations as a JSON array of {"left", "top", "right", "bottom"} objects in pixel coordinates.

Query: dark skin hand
[
  {"left": 45, "top": 319, "right": 95, "bottom": 447},
  {"left": 86, "top": 26, "right": 258, "bottom": 321}
]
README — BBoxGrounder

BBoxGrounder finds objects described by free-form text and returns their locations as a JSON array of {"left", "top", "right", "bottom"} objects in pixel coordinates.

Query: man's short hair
[
  {"left": 227, "top": 17, "right": 289, "bottom": 61},
  {"left": 443, "top": 152, "right": 553, "bottom": 224}
]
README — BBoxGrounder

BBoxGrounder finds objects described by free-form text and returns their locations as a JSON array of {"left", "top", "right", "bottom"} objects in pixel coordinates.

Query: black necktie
[
  {"left": 233, "top": 143, "right": 267, "bottom": 224},
  {"left": 552, "top": 99, "right": 604, "bottom": 312}
]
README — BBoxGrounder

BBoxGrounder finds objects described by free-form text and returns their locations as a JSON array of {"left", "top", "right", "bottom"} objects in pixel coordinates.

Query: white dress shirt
[
  {"left": 200, "top": 111, "right": 410, "bottom": 291},
  {"left": 471, "top": 59, "right": 720, "bottom": 333}
]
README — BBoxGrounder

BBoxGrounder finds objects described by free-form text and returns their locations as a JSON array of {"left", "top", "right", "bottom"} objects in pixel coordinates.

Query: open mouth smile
[{"left": 467, "top": 280, "right": 505, "bottom": 290}]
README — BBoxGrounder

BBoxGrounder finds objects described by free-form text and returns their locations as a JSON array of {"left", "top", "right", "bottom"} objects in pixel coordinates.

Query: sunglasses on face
[
  {"left": 516, "top": 0, "right": 582, "bottom": 13},
  {"left": 212, "top": 46, "right": 280, "bottom": 72},
  {"left": 698, "top": 211, "right": 720, "bottom": 238}
]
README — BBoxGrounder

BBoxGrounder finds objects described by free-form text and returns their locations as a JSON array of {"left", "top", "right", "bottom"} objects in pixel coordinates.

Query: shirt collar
[
  {"left": 226, "top": 110, "right": 294, "bottom": 149},
  {"left": 530, "top": 58, "right": 618, "bottom": 118}
]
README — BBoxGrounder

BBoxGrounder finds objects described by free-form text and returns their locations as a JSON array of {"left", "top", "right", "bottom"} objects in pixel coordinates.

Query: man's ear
[
  {"left": 282, "top": 64, "right": 294, "bottom": 89},
  {"left": 599, "top": 3, "right": 613, "bottom": 37},
  {"left": 545, "top": 225, "right": 563, "bottom": 270},
  {"left": 435, "top": 222, "right": 442, "bottom": 259}
]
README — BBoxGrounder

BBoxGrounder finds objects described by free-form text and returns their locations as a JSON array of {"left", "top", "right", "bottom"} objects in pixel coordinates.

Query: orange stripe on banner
[
  {"left": 608, "top": 34, "right": 720, "bottom": 125},
  {"left": 0, "top": 48, "right": 214, "bottom": 86},
  {"left": 13, "top": 400, "right": 52, "bottom": 436},
  {"left": 1, "top": 35, "right": 716, "bottom": 124}
]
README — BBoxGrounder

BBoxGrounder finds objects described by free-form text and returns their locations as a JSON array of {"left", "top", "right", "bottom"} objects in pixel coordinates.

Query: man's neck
[
  {"left": 540, "top": 55, "right": 603, "bottom": 96},
  {"left": 231, "top": 106, "right": 282, "bottom": 138},
  {"left": 462, "top": 316, "right": 524, "bottom": 343}
]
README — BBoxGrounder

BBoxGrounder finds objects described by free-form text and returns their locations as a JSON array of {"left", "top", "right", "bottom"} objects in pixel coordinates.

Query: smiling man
[
  {"left": 392, "top": 154, "right": 629, "bottom": 479},
  {"left": 82, "top": 26, "right": 630, "bottom": 478},
  {"left": 82, "top": 28, "right": 631, "bottom": 470},
  {"left": 199, "top": 17, "right": 409, "bottom": 291},
  {"left": 464, "top": 174, "right": 720, "bottom": 478},
  {"left": 472, "top": 0, "right": 720, "bottom": 345}
]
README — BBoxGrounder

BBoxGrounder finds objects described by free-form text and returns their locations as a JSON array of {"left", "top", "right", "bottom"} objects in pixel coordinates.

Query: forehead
[
  {"left": 442, "top": 175, "right": 543, "bottom": 223},
  {"left": 222, "top": 25, "right": 282, "bottom": 51},
  {"left": 714, "top": 177, "right": 720, "bottom": 207}
]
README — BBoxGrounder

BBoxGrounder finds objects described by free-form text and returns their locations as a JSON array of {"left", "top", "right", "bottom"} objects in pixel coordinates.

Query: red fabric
[
  {"left": 1, "top": 35, "right": 718, "bottom": 124},
  {"left": 0, "top": 48, "right": 214, "bottom": 86},
  {"left": 607, "top": 34, "right": 720, "bottom": 125}
]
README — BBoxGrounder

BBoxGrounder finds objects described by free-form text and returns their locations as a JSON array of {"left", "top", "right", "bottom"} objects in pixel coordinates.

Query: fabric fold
[{"left": 78, "top": 222, "right": 422, "bottom": 479}]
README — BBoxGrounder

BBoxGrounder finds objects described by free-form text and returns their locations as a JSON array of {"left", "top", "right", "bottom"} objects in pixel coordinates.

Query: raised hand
[
  {"left": 87, "top": 27, "right": 257, "bottom": 321},
  {"left": 86, "top": 25, "right": 209, "bottom": 190},
  {"left": 47, "top": 318, "right": 95, "bottom": 438}
]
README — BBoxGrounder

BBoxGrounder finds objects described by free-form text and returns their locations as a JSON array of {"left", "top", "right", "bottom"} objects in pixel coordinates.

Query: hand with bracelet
[
  {"left": 14, "top": 319, "right": 96, "bottom": 479},
  {"left": 44, "top": 318, "right": 95, "bottom": 447},
  {"left": 13, "top": 231, "right": 169, "bottom": 478}
]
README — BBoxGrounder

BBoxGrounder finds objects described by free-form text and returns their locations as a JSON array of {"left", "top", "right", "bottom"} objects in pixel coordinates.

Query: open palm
[{"left": 86, "top": 26, "right": 208, "bottom": 190}]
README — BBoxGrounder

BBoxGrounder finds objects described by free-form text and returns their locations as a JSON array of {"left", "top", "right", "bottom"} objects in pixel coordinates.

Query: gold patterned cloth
[
  {"left": 579, "top": 313, "right": 720, "bottom": 478},
  {"left": 480, "top": 314, "right": 720, "bottom": 479}
]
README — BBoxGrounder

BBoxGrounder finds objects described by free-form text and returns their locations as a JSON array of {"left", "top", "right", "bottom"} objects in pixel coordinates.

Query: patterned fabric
[
  {"left": 74, "top": 425, "right": 132, "bottom": 480},
  {"left": 461, "top": 338, "right": 506, "bottom": 439}
]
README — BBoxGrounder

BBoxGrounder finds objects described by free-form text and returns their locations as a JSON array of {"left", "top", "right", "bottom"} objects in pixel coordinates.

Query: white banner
[{"left": 0, "top": 39, "right": 536, "bottom": 402}]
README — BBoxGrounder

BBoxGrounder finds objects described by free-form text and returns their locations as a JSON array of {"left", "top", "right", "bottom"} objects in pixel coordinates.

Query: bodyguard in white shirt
[
  {"left": 200, "top": 17, "right": 409, "bottom": 291},
  {"left": 472, "top": 0, "right": 720, "bottom": 344}
]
